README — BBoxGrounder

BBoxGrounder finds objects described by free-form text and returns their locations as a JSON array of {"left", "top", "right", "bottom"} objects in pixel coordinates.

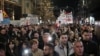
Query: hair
[
  {"left": 60, "top": 33, "right": 67, "bottom": 36},
  {"left": 82, "top": 30, "right": 89, "bottom": 35},
  {"left": 44, "top": 43, "right": 54, "bottom": 50},
  {"left": 30, "top": 39, "right": 39, "bottom": 46},
  {"left": 32, "top": 31, "right": 39, "bottom": 36},
  {"left": 7, "top": 40, "right": 16, "bottom": 50},
  {"left": 8, "top": 40, "right": 15, "bottom": 45},
  {"left": 43, "top": 32, "right": 50, "bottom": 35},
  {"left": 73, "top": 40, "right": 83, "bottom": 47},
  {"left": 60, "top": 33, "right": 68, "bottom": 38},
  {"left": 19, "top": 40, "right": 30, "bottom": 49}
]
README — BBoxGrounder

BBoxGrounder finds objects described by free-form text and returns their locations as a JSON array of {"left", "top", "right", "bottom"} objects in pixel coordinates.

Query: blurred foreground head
[
  {"left": 0, "top": 43, "right": 6, "bottom": 56},
  {"left": 73, "top": 40, "right": 84, "bottom": 56}
]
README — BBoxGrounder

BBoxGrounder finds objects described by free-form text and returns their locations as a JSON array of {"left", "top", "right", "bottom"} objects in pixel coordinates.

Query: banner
[
  {"left": 1, "top": 18, "right": 10, "bottom": 24},
  {"left": 0, "top": 10, "right": 3, "bottom": 22},
  {"left": 26, "top": 17, "right": 31, "bottom": 25},
  {"left": 90, "top": 16, "right": 95, "bottom": 24},
  {"left": 20, "top": 18, "right": 26, "bottom": 26},
  {"left": 20, "top": 16, "right": 39, "bottom": 26},
  {"left": 66, "top": 12, "right": 73, "bottom": 24},
  {"left": 56, "top": 10, "right": 73, "bottom": 25}
]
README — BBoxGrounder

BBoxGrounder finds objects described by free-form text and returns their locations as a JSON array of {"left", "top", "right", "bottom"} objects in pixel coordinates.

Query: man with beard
[{"left": 55, "top": 33, "right": 74, "bottom": 56}]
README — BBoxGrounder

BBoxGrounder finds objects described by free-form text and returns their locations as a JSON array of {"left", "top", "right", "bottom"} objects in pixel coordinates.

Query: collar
[{"left": 58, "top": 43, "right": 67, "bottom": 49}]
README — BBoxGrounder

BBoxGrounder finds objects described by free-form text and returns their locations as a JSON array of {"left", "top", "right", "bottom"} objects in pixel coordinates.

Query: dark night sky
[{"left": 52, "top": 0, "right": 79, "bottom": 8}]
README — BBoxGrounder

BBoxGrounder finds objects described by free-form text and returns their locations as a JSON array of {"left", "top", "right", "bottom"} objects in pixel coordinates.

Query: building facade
[
  {"left": 0, "top": 0, "right": 55, "bottom": 21},
  {"left": 21, "top": 0, "right": 33, "bottom": 14},
  {"left": 0, "top": 0, "right": 34, "bottom": 20}
]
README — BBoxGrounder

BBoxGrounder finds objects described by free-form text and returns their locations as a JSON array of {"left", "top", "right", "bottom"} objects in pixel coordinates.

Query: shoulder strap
[{"left": 67, "top": 43, "right": 69, "bottom": 56}]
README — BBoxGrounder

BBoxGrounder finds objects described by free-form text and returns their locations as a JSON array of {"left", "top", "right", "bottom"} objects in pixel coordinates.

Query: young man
[
  {"left": 55, "top": 33, "right": 74, "bottom": 56},
  {"left": 39, "top": 32, "right": 52, "bottom": 49},
  {"left": 82, "top": 30, "right": 99, "bottom": 56}
]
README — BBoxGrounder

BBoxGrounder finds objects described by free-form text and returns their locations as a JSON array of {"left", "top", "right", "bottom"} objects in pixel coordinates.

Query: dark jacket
[
  {"left": 6, "top": 47, "right": 18, "bottom": 56},
  {"left": 0, "top": 34, "right": 9, "bottom": 43},
  {"left": 6, "top": 49, "right": 18, "bottom": 56},
  {"left": 53, "top": 51, "right": 59, "bottom": 56},
  {"left": 70, "top": 53, "right": 89, "bottom": 56},
  {"left": 27, "top": 30, "right": 34, "bottom": 40},
  {"left": 82, "top": 40, "right": 99, "bottom": 56},
  {"left": 44, "top": 51, "right": 59, "bottom": 56}
]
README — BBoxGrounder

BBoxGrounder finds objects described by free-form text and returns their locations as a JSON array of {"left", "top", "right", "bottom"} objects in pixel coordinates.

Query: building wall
[
  {"left": 3, "top": 0, "right": 22, "bottom": 20},
  {"left": 4, "top": 0, "right": 34, "bottom": 16},
  {"left": 21, "top": 0, "right": 33, "bottom": 14},
  {"left": 5, "top": 0, "right": 21, "bottom": 5},
  {"left": 0, "top": 0, "right": 34, "bottom": 20}
]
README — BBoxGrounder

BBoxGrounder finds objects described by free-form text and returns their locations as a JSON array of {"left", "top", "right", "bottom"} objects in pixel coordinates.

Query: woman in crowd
[
  {"left": 18, "top": 41, "right": 32, "bottom": 56},
  {"left": 6, "top": 40, "right": 18, "bottom": 56},
  {"left": 30, "top": 39, "right": 43, "bottom": 56}
]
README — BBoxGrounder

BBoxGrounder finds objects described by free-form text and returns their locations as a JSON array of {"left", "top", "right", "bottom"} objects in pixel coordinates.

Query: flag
[{"left": 3, "top": 10, "right": 9, "bottom": 18}]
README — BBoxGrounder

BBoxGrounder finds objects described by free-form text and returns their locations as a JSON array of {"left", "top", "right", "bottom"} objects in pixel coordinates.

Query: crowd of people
[{"left": 0, "top": 23, "right": 99, "bottom": 56}]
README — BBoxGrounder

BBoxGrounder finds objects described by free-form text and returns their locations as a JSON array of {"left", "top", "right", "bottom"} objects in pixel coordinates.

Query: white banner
[
  {"left": 30, "top": 16, "right": 39, "bottom": 24},
  {"left": 0, "top": 10, "right": 3, "bottom": 22},
  {"left": 20, "top": 16, "right": 39, "bottom": 26},
  {"left": 56, "top": 10, "right": 73, "bottom": 25},
  {"left": 26, "top": 17, "right": 31, "bottom": 25},
  {"left": 90, "top": 16, "right": 95, "bottom": 24},
  {"left": 20, "top": 18, "right": 26, "bottom": 25},
  {"left": 66, "top": 12, "right": 73, "bottom": 24}
]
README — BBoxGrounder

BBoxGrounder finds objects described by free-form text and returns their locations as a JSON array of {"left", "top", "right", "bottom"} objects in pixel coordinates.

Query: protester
[
  {"left": 18, "top": 41, "right": 31, "bottom": 56},
  {"left": 81, "top": 30, "right": 99, "bottom": 56},
  {"left": 55, "top": 33, "right": 74, "bottom": 56},
  {"left": 0, "top": 28, "right": 9, "bottom": 43},
  {"left": 0, "top": 23, "right": 99, "bottom": 56},
  {"left": 39, "top": 32, "right": 52, "bottom": 49},
  {"left": 30, "top": 39, "right": 43, "bottom": 56},
  {"left": 0, "top": 43, "right": 6, "bottom": 56},
  {"left": 70, "top": 40, "right": 89, "bottom": 56},
  {"left": 27, "top": 25, "right": 34, "bottom": 40},
  {"left": 43, "top": 43, "right": 59, "bottom": 56},
  {"left": 6, "top": 40, "right": 18, "bottom": 56}
]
